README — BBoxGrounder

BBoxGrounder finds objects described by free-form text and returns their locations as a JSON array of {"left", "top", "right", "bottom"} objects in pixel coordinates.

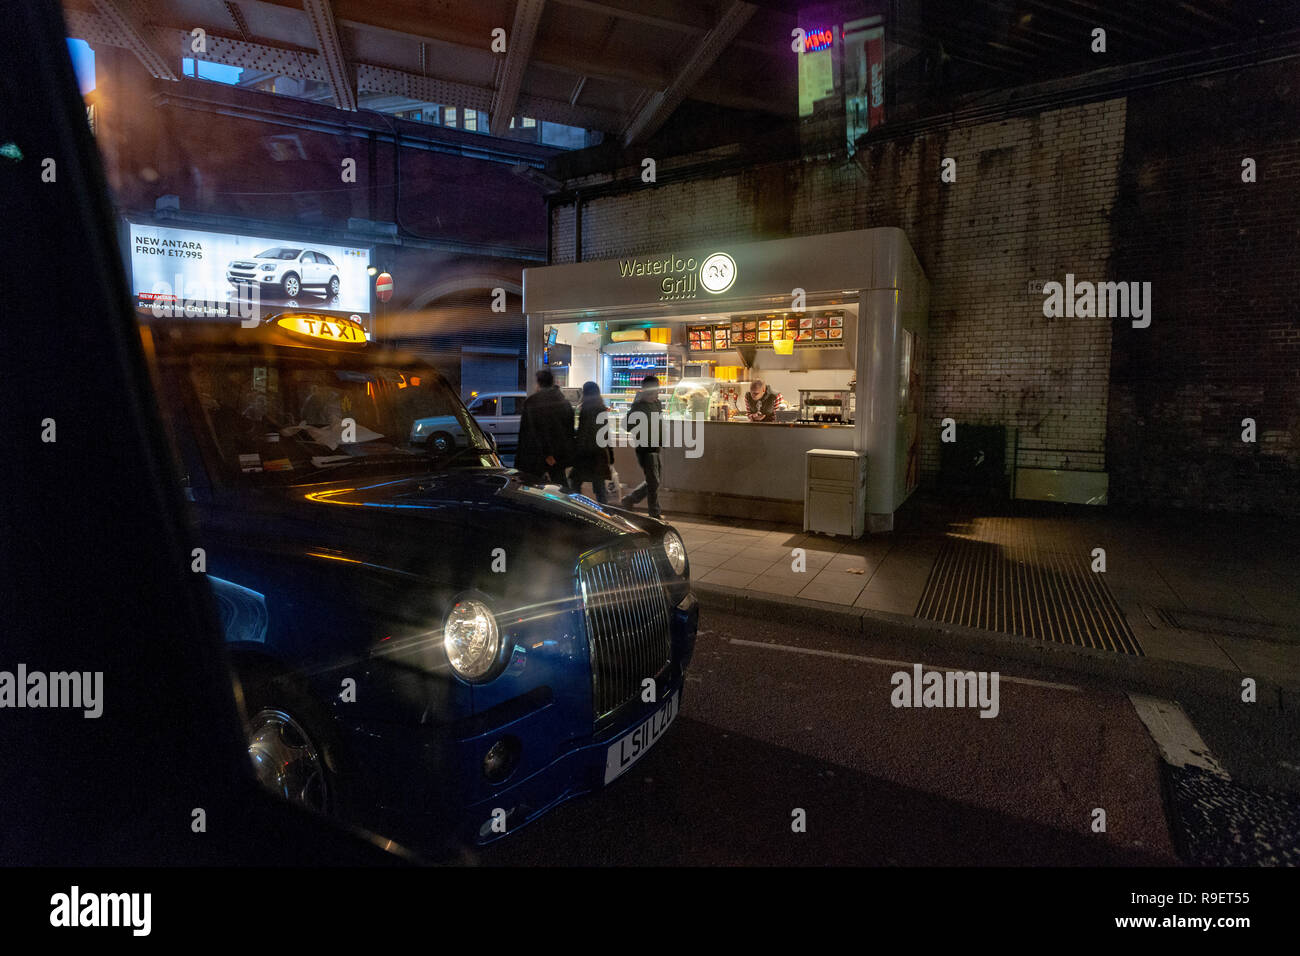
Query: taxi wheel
[
  {"left": 281, "top": 273, "right": 300, "bottom": 298},
  {"left": 242, "top": 675, "right": 347, "bottom": 818},
  {"left": 427, "top": 432, "right": 455, "bottom": 454}
]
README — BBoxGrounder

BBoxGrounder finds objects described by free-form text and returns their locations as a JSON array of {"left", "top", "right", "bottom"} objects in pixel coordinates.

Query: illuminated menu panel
[
  {"left": 728, "top": 310, "right": 845, "bottom": 348},
  {"left": 686, "top": 323, "right": 731, "bottom": 352}
]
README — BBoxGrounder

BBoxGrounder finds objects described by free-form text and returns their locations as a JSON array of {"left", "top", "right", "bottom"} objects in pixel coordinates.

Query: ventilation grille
[{"left": 918, "top": 535, "right": 1141, "bottom": 654}]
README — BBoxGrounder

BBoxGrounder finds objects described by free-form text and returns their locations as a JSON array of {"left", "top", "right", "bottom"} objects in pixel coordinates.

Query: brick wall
[
  {"left": 1107, "top": 61, "right": 1300, "bottom": 516},
  {"left": 552, "top": 99, "right": 1129, "bottom": 484}
]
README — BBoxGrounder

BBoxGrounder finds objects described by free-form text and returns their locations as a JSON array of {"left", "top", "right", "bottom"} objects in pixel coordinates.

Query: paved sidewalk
[{"left": 666, "top": 493, "right": 1300, "bottom": 693}]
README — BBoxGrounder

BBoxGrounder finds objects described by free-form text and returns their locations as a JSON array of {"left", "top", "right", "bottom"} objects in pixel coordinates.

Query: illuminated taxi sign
[{"left": 274, "top": 313, "right": 367, "bottom": 345}]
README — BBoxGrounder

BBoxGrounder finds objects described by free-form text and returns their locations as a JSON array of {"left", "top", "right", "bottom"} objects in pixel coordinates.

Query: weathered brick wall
[
  {"left": 552, "top": 99, "right": 1128, "bottom": 482},
  {"left": 842, "top": 102, "right": 1126, "bottom": 479},
  {"left": 1107, "top": 61, "right": 1300, "bottom": 516}
]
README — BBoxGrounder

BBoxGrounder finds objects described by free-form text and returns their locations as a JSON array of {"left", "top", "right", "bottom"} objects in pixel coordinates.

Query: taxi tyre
[
  {"left": 426, "top": 431, "right": 456, "bottom": 454},
  {"left": 239, "top": 666, "right": 352, "bottom": 820},
  {"left": 281, "top": 273, "right": 301, "bottom": 299}
]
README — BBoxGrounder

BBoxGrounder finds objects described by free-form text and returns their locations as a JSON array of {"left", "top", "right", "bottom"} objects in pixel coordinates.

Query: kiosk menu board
[{"left": 682, "top": 310, "right": 846, "bottom": 350}]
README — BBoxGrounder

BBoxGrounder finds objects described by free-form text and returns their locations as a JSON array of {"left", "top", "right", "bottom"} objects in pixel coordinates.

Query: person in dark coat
[
  {"left": 570, "top": 381, "right": 614, "bottom": 503},
  {"left": 515, "top": 368, "right": 575, "bottom": 485},
  {"left": 619, "top": 375, "right": 664, "bottom": 519}
]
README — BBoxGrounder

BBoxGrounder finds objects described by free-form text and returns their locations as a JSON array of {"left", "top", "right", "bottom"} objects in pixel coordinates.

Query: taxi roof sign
[{"left": 273, "top": 312, "right": 368, "bottom": 346}]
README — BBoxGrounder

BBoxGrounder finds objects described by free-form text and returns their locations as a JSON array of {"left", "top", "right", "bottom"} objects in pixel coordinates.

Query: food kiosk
[{"left": 523, "top": 228, "right": 928, "bottom": 532}]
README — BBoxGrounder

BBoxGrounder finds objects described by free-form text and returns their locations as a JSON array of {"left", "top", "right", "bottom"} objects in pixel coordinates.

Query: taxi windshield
[{"left": 188, "top": 350, "right": 492, "bottom": 482}]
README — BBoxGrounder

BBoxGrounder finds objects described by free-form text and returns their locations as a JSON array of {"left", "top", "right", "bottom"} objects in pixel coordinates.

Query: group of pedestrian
[{"left": 514, "top": 368, "right": 662, "bottom": 519}]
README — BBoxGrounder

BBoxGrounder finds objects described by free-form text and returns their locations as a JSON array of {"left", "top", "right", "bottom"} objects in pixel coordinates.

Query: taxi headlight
[
  {"left": 443, "top": 599, "right": 500, "bottom": 680},
  {"left": 662, "top": 531, "right": 688, "bottom": 576}
]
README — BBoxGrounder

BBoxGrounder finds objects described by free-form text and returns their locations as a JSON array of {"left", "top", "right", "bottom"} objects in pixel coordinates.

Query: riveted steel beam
[
  {"left": 91, "top": 0, "right": 178, "bottom": 80},
  {"left": 515, "top": 91, "right": 620, "bottom": 132},
  {"left": 64, "top": 8, "right": 126, "bottom": 46},
  {"left": 356, "top": 63, "right": 494, "bottom": 113},
  {"left": 70, "top": 10, "right": 625, "bottom": 131},
  {"left": 302, "top": 0, "right": 357, "bottom": 111},
  {"left": 622, "top": 0, "right": 755, "bottom": 145},
  {"left": 490, "top": 0, "right": 546, "bottom": 137},
  {"left": 223, "top": 1, "right": 252, "bottom": 41},
  {"left": 159, "top": 26, "right": 329, "bottom": 82}
]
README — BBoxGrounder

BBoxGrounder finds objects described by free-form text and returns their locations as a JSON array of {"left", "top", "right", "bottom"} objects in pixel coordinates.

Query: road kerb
[{"left": 692, "top": 582, "right": 1297, "bottom": 712}]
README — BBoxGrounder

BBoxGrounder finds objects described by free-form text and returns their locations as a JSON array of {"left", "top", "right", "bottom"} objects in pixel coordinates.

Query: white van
[{"left": 412, "top": 389, "right": 580, "bottom": 452}]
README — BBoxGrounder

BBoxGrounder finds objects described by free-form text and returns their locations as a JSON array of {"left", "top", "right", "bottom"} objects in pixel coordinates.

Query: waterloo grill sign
[{"left": 618, "top": 251, "right": 737, "bottom": 301}]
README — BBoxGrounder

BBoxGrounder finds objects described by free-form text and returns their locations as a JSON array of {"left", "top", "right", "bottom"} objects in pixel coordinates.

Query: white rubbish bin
[{"left": 804, "top": 449, "right": 867, "bottom": 538}]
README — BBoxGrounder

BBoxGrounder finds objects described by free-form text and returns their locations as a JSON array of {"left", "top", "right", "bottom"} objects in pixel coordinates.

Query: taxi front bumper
[
  {"left": 348, "top": 591, "right": 698, "bottom": 848},
  {"left": 457, "top": 590, "right": 697, "bottom": 844}
]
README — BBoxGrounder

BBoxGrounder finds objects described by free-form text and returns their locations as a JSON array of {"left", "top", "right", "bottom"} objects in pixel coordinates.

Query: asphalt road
[{"left": 473, "top": 610, "right": 1186, "bottom": 866}]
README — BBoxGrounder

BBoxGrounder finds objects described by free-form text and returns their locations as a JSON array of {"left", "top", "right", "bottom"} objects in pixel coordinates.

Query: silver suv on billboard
[{"left": 226, "top": 247, "right": 341, "bottom": 299}]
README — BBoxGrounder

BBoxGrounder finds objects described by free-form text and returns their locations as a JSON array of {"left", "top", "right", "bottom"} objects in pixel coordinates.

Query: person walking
[
  {"left": 619, "top": 374, "right": 663, "bottom": 519},
  {"left": 570, "top": 381, "right": 614, "bottom": 503},
  {"left": 515, "top": 368, "right": 575, "bottom": 486}
]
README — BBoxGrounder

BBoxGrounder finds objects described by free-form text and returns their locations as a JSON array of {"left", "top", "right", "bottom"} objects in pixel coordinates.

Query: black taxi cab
[{"left": 141, "top": 310, "right": 697, "bottom": 848}]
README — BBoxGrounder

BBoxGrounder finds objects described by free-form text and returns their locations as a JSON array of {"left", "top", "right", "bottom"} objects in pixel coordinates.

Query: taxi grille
[{"left": 578, "top": 547, "right": 672, "bottom": 722}]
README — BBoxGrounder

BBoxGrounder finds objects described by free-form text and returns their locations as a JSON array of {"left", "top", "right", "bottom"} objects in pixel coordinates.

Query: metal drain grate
[{"left": 917, "top": 537, "right": 1142, "bottom": 654}]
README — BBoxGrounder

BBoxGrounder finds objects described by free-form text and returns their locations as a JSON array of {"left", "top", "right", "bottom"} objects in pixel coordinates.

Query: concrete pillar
[
  {"left": 862, "top": 288, "right": 900, "bottom": 532},
  {"left": 525, "top": 311, "right": 546, "bottom": 382}
]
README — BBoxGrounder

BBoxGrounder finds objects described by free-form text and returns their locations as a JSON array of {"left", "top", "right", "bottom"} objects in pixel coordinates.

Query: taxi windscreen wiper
[{"left": 429, "top": 444, "right": 496, "bottom": 469}]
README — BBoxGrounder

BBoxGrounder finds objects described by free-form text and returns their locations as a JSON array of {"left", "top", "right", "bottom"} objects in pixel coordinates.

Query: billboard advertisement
[{"left": 127, "top": 222, "right": 371, "bottom": 322}]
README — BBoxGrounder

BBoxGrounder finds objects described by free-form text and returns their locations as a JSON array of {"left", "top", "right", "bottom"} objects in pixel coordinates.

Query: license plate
[{"left": 603, "top": 692, "right": 679, "bottom": 784}]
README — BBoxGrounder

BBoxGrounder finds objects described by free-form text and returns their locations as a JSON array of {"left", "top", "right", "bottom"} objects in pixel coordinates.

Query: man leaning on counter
[{"left": 744, "top": 380, "right": 778, "bottom": 422}]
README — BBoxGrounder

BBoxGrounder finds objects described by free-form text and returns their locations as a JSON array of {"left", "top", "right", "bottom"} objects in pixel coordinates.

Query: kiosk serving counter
[{"left": 523, "top": 229, "right": 929, "bottom": 532}]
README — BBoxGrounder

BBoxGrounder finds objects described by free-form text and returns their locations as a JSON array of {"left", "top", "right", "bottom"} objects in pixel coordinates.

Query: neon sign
[{"left": 803, "top": 26, "right": 833, "bottom": 52}]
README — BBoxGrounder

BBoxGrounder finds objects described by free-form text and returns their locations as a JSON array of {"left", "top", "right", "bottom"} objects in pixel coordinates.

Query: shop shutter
[
  {"left": 461, "top": 352, "right": 519, "bottom": 398},
  {"left": 391, "top": 304, "right": 525, "bottom": 398}
]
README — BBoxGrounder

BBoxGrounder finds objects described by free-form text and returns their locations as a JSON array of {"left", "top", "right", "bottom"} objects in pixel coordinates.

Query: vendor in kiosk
[{"left": 744, "top": 380, "right": 778, "bottom": 422}]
